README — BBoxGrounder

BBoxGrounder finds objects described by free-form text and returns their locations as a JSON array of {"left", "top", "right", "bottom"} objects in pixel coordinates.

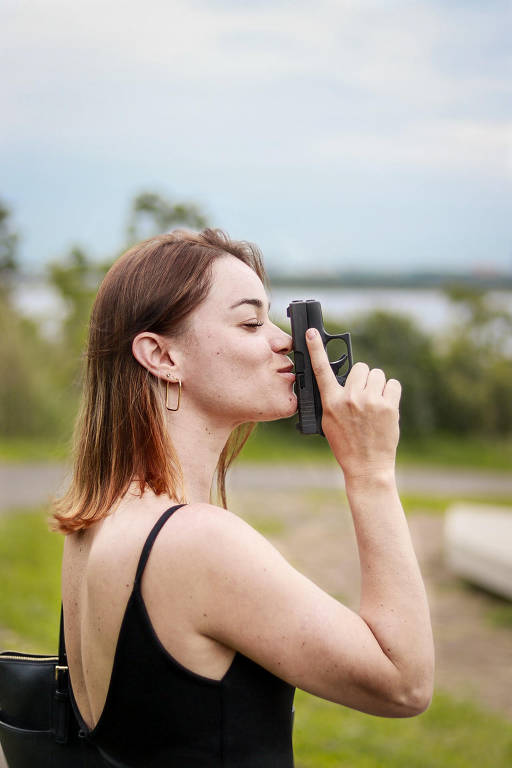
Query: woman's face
[{"left": 174, "top": 255, "right": 297, "bottom": 428}]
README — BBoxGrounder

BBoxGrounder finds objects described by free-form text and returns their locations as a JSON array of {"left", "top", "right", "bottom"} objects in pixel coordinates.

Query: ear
[{"left": 131, "top": 332, "right": 180, "bottom": 381}]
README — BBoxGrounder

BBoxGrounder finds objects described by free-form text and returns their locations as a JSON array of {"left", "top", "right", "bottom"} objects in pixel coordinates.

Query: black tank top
[{"left": 68, "top": 505, "right": 296, "bottom": 767}]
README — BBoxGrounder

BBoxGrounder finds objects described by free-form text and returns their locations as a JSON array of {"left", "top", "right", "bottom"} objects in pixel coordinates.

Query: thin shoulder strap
[{"left": 134, "top": 504, "right": 186, "bottom": 586}]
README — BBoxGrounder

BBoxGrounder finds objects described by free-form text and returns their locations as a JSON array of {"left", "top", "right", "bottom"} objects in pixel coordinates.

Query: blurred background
[{"left": 1, "top": 1, "right": 511, "bottom": 766}]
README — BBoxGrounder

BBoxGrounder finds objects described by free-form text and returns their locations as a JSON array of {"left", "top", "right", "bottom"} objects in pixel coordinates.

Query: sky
[{"left": 2, "top": 0, "right": 511, "bottom": 275}]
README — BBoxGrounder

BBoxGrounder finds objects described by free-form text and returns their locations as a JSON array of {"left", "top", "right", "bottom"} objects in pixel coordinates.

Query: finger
[
  {"left": 383, "top": 378, "right": 402, "bottom": 408},
  {"left": 305, "top": 328, "right": 338, "bottom": 394},
  {"left": 344, "top": 361, "right": 370, "bottom": 395},
  {"left": 365, "top": 368, "right": 386, "bottom": 396}
]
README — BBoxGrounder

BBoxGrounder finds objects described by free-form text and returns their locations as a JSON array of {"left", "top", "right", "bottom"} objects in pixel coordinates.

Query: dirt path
[{"left": 1, "top": 461, "right": 512, "bottom": 513}]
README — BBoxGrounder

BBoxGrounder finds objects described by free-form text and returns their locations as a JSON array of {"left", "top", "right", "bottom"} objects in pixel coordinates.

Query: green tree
[
  {"left": 49, "top": 192, "right": 210, "bottom": 355},
  {"left": 350, "top": 311, "right": 439, "bottom": 437},
  {"left": 47, "top": 192, "right": 210, "bottom": 399},
  {"left": 0, "top": 199, "right": 19, "bottom": 298},
  {"left": 48, "top": 246, "right": 108, "bottom": 362},
  {"left": 433, "top": 286, "right": 512, "bottom": 434},
  {"left": 0, "top": 200, "right": 75, "bottom": 438},
  {"left": 443, "top": 285, "right": 512, "bottom": 358},
  {"left": 1, "top": 190, "right": 210, "bottom": 445},
  {"left": 126, "top": 191, "right": 208, "bottom": 245},
  {"left": 0, "top": 293, "right": 69, "bottom": 438}
]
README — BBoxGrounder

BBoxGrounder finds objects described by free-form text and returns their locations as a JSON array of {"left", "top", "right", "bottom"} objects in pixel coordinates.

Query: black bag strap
[
  {"left": 54, "top": 603, "right": 71, "bottom": 743},
  {"left": 59, "top": 603, "right": 67, "bottom": 666}
]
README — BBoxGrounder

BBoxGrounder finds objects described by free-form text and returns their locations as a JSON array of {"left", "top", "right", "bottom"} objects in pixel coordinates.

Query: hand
[{"left": 305, "top": 328, "right": 402, "bottom": 480}]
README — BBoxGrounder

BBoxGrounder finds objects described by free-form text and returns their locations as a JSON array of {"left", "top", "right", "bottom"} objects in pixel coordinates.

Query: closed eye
[{"left": 243, "top": 322, "right": 264, "bottom": 329}]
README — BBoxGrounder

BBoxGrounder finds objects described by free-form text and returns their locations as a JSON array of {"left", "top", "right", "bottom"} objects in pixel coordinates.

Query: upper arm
[{"left": 176, "top": 504, "right": 407, "bottom": 716}]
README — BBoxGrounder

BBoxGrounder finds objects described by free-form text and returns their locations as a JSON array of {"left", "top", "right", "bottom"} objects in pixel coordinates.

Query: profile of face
[{"left": 170, "top": 256, "right": 297, "bottom": 429}]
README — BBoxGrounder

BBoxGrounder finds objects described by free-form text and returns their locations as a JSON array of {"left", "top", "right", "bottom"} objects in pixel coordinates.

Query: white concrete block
[{"left": 445, "top": 504, "right": 512, "bottom": 600}]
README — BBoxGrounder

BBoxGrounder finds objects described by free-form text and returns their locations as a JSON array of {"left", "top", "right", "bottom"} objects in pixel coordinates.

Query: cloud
[
  {"left": 2, "top": 1, "right": 509, "bottom": 108},
  {"left": 2, "top": 0, "right": 510, "bottom": 182},
  {"left": 2, "top": 0, "right": 510, "bottom": 269},
  {"left": 312, "top": 119, "right": 512, "bottom": 174}
]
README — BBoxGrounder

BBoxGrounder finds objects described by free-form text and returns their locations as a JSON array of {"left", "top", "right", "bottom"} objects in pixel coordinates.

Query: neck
[{"left": 165, "top": 406, "right": 235, "bottom": 505}]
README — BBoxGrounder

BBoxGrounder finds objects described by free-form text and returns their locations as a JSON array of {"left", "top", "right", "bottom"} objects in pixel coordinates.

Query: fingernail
[{"left": 306, "top": 328, "right": 317, "bottom": 339}]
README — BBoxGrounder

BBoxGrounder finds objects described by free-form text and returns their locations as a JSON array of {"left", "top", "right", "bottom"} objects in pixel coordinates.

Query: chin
[
  {"left": 283, "top": 393, "right": 298, "bottom": 418},
  {"left": 260, "top": 393, "right": 298, "bottom": 422}
]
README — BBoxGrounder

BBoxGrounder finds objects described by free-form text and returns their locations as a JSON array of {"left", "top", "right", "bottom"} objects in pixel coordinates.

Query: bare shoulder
[
  {"left": 165, "top": 500, "right": 255, "bottom": 532},
  {"left": 147, "top": 499, "right": 296, "bottom": 630},
  {"left": 153, "top": 501, "right": 279, "bottom": 570}
]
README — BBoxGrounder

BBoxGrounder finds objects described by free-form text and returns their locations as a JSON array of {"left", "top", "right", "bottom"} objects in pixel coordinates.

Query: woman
[{"left": 54, "top": 228, "right": 434, "bottom": 767}]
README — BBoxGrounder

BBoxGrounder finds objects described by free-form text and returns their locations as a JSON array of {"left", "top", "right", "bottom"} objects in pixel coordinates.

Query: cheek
[
  {"left": 185, "top": 328, "right": 273, "bottom": 391},
  {"left": 215, "top": 338, "right": 271, "bottom": 371}
]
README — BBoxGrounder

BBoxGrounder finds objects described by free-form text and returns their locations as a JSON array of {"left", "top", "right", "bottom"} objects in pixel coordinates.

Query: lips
[{"left": 276, "top": 361, "right": 295, "bottom": 382}]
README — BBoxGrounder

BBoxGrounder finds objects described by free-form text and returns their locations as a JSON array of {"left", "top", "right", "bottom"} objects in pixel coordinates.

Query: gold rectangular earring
[{"left": 166, "top": 379, "right": 182, "bottom": 411}]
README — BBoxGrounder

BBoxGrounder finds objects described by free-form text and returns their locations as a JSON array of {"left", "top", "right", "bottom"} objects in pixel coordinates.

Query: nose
[{"left": 270, "top": 323, "right": 293, "bottom": 354}]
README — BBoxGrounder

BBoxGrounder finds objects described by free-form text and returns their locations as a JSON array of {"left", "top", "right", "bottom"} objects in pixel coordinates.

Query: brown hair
[{"left": 52, "top": 228, "right": 267, "bottom": 534}]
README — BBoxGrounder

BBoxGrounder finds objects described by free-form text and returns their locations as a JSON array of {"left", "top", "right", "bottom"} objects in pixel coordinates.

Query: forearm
[{"left": 345, "top": 470, "right": 434, "bottom": 699}]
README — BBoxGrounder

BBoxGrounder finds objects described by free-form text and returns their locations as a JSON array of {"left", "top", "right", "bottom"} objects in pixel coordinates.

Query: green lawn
[
  {"left": 0, "top": 437, "right": 71, "bottom": 462},
  {"left": 302, "top": 488, "right": 512, "bottom": 516},
  {"left": 1, "top": 429, "right": 512, "bottom": 470},
  {"left": 1, "top": 506, "right": 511, "bottom": 766},
  {"left": 293, "top": 689, "right": 512, "bottom": 768},
  {"left": 244, "top": 428, "right": 512, "bottom": 470},
  {"left": 0, "top": 507, "right": 63, "bottom": 651},
  {"left": 399, "top": 493, "right": 512, "bottom": 515}
]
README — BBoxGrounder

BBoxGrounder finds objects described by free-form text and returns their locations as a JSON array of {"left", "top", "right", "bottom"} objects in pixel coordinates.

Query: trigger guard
[
  {"left": 323, "top": 331, "right": 349, "bottom": 342},
  {"left": 322, "top": 328, "right": 351, "bottom": 380},
  {"left": 330, "top": 354, "right": 348, "bottom": 376}
]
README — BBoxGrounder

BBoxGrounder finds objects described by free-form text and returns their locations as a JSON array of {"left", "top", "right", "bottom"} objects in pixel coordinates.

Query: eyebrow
[{"left": 229, "top": 298, "right": 271, "bottom": 312}]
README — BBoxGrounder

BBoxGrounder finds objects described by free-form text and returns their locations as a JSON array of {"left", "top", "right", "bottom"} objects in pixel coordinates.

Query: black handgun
[{"left": 287, "top": 300, "right": 353, "bottom": 436}]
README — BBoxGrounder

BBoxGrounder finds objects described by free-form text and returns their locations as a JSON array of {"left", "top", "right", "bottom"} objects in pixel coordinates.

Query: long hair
[{"left": 52, "top": 228, "right": 267, "bottom": 534}]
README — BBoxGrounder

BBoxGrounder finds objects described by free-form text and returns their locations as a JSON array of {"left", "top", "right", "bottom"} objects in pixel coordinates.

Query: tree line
[{"left": 1, "top": 194, "right": 511, "bottom": 446}]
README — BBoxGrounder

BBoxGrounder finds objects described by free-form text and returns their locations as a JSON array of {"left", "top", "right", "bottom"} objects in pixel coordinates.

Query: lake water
[
  {"left": 14, "top": 282, "right": 512, "bottom": 338},
  {"left": 269, "top": 287, "right": 511, "bottom": 335}
]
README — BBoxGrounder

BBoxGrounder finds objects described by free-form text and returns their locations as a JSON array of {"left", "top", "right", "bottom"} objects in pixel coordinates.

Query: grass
[
  {"left": 397, "top": 433, "right": 512, "bottom": 472},
  {"left": 242, "top": 514, "right": 287, "bottom": 536},
  {"left": 293, "top": 688, "right": 512, "bottom": 768},
  {"left": 1, "top": 505, "right": 512, "bottom": 767},
  {"left": 240, "top": 428, "right": 512, "bottom": 471},
  {"left": 399, "top": 493, "right": 512, "bottom": 515},
  {"left": 0, "top": 506, "right": 63, "bottom": 652},
  {"left": 300, "top": 488, "right": 512, "bottom": 516},
  {"left": 459, "top": 583, "right": 512, "bottom": 632},
  {"left": 488, "top": 603, "right": 512, "bottom": 629},
  {"left": 0, "top": 436, "right": 71, "bottom": 462},
  {"left": 1, "top": 429, "right": 512, "bottom": 471}
]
